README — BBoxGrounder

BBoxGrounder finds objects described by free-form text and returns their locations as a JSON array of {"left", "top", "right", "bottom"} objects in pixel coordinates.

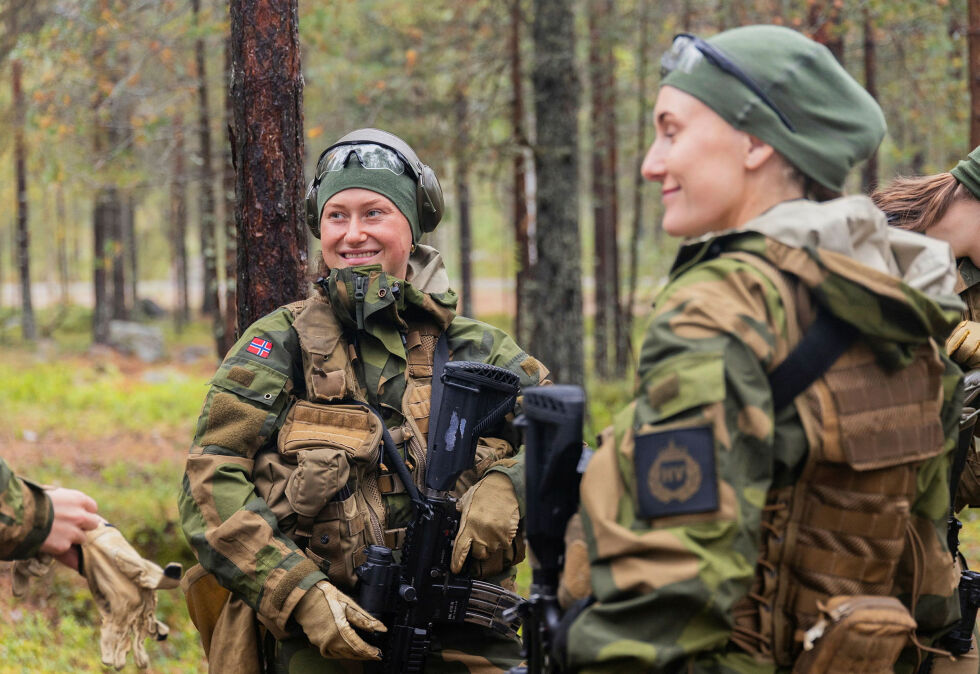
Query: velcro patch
[{"left": 634, "top": 425, "right": 718, "bottom": 519}]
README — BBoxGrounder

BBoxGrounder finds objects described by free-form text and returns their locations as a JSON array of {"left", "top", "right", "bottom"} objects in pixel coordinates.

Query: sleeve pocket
[
  {"left": 211, "top": 357, "right": 289, "bottom": 408},
  {"left": 638, "top": 351, "right": 725, "bottom": 424}
]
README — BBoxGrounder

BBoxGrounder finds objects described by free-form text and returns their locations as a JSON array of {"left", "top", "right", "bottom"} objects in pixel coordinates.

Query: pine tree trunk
[
  {"left": 230, "top": 0, "right": 307, "bottom": 328},
  {"left": 531, "top": 0, "right": 583, "bottom": 386},
  {"left": 808, "top": 1, "right": 845, "bottom": 64},
  {"left": 588, "top": 2, "right": 609, "bottom": 379},
  {"left": 56, "top": 184, "right": 70, "bottom": 305},
  {"left": 625, "top": 0, "right": 651, "bottom": 367},
  {"left": 193, "top": 0, "right": 220, "bottom": 327},
  {"left": 111, "top": 192, "right": 127, "bottom": 320},
  {"left": 454, "top": 87, "right": 473, "bottom": 317},
  {"left": 127, "top": 194, "right": 138, "bottom": 312},
  {"left": 222, "top": 26, "right": 238, "bottom": 351},
  {"left": 172, "top": 116, "right": 190, "bottom": 333},
  {"left": 93, "top": 188, "right": 113, "bottom": 344},
  {"left": 861, "top": 7, "right": 879, "bottom": 192},
  {"left": 511, "top": 0, "right": 532, "bottom": 346},
  {"left": 970, "top": 0, "right": 980, "bottom": 148},
  {"left": 12, "top": 58, "right": 36, "bottom": 341}
]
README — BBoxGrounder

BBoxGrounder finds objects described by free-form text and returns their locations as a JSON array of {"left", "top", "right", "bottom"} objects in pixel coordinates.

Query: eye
[
  {"left": 325, "top": 210, "right": 347, "bottom": 221},
  {"left": 365, "top": 208, "right": 384, "bottom": 218}
]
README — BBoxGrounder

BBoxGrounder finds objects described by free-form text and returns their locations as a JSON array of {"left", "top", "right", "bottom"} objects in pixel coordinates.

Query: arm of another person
[
  {"left": 565, "top": 256, "right": 792, "bottom": 671},
  {"left": 177, "top": 309, "right": 326, "bottom": 632}
]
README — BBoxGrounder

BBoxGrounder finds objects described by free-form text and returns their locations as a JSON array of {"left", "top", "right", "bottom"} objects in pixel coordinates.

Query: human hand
[
  {"left": 451, "top": 472, "right": 521, "bottom": 575},
  {"left": 40, "top": 487, "right": 101, "bottom": 562},
  {"left": 947, "top": 320, "right": 980, "bottom": 369},
  {"left": 294, "top": 579, "right": 386, "bottom": 660}
]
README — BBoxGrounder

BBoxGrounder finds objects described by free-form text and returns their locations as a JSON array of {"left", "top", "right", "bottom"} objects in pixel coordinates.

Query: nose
[
  {"left": 640, "top": 138, "right": 666, "bottom": 183},
  {"left": 343, "top": 215, "right": 367, "bottom": 244}
]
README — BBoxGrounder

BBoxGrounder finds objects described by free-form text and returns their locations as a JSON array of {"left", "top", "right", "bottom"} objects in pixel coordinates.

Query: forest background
[{"left": 2, "top": 0, "right": 980, "bottom": 671}]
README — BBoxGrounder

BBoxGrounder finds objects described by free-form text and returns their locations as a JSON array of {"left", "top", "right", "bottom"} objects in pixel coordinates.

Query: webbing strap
[{"left": 767, "top": 308, "right": 859, "bottom": 411}]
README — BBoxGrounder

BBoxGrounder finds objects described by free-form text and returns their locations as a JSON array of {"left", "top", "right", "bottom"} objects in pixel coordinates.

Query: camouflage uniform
[
  {"left": 0, "top": 458, "right": 53, "bottom": 559},
  {"left": 178, "top": 245, "right": 548, "bottom": 673},
  {"left": 567, "top": 197, "right": 964, "bottom": 673}
]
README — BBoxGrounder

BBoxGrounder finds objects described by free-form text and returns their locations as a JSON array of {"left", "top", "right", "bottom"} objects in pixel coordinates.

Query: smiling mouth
[
  {"left": 341, "top": 251, "right": 380, "bottom": 261},
  {"left": 662, "top": 187, "right": 680, "bottom": 197}
]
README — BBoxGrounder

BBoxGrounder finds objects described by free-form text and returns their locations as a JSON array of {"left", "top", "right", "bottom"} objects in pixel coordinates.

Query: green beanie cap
[
  {"left": 661, "top": 25, "right": 886, "bottom": 192},
  {"left": 316, "top": 160, "right": 421, "bottom": 242},
  {"left": 951, "top": 145, "right": 980, "bottom": 201}
]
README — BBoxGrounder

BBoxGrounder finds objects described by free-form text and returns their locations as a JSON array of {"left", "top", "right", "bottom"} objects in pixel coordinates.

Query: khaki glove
[
  {"left": 293, "top": 579, "right": 386, "bottom": 660},
  {"left": 11, "top": 554, "right": 54, "bottom": 597},
  {"left": 947, "top": 320, "right": 980, "bottom": 369},
  {"left": 81, "top": 522, "right": 182, "bottom": 670},
  {"left": 451, "top": 472, "right": 521, "bottom": 575},
  {"left": 557, "top": 513, "right": 592, "bottom": 609}
]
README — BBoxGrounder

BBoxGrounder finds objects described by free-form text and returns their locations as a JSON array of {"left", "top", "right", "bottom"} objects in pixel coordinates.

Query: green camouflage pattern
[
  {"left": 567, "top": 197, "right": 964, "bottom": 673},
  {"left": 178, "top": 247, "right": 547, "bottom": 653},
  {"left": 0, "top": 458, "right": 53, "bottom": 560}
]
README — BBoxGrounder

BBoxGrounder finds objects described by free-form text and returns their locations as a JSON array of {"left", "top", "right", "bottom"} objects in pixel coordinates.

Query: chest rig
[
  {"left": 724, "top": 252, "right": 950, "bottom": 668},
  {"left": 253, "top": 295, "right": 443, "bottom": 591}
]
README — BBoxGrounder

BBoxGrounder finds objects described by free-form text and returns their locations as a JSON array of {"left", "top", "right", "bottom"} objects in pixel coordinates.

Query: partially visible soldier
[
  {"left": 873, "top": 148, "right": 980, "bottom": 511},
  {"left": 559, "top": 26, "right": 965, "bottom": 673},
  {"left": 0, "top": 456, "right": 100, "bottom": 568},
  {"left": 178, "top": 128, "right": 549, "bottom": 673}
]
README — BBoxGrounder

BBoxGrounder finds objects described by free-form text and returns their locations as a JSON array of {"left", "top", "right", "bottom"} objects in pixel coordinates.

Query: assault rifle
[
  {"left": 356, "top": 360, "right": 523, "bottom": 673},
  {"left": 506, "top": 385, "right": 586, "bottom": 674}
]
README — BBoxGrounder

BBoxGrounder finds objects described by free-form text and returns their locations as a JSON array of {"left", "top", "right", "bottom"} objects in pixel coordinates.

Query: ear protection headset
[{"left": 305, "top": 128, "right": 444, "bottom": 239}]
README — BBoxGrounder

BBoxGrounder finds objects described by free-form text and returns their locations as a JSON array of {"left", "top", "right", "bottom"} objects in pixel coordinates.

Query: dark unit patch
[{"left": 634, "top": 426, "right": 718, "bottom": 519}]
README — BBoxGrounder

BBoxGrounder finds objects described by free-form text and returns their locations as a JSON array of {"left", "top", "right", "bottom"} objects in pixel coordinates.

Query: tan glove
[
  {"left": 557, "top": 513, "right": 592, "bottom": 609},
  {"left": 81, "top": 522, "right": 182, "bottom": 670},
  {"left": 293, "top": 579, "right": 386, "bottom": 660},
  {"left": 947, "top": 320, "right": 980, "bottom": 369},
  {"left": 11, "top": 554, "right": 54, "bottom": 597},
  {"left": 451, "top": 471, "right": 521, "bottom": 575}
]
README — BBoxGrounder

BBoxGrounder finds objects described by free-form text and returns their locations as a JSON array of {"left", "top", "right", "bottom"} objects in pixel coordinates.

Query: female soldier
[
  {"left": 178, "top": 129, "right": 548, "bottom": 673},
  {"left": 561, "top": 26, "right": 964, "bottom": 672},
  {"left": 873, "top": 150, "right": 980, "bottom": 589}
]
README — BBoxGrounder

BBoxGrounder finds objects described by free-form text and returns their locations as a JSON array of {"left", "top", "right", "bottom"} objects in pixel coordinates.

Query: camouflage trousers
[{"left": 267, "top": 623, "right": 523, "bottom": 674}]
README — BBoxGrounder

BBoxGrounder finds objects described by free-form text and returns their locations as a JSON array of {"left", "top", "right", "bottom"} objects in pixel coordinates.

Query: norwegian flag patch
[{"left": 246, "top": 337, "right": 273, "bottom": 358}]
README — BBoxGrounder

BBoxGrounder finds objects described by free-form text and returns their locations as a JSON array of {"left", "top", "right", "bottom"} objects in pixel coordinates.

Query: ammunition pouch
[{"left": 182, "top": 563, "right": 261, "bottom": 673}]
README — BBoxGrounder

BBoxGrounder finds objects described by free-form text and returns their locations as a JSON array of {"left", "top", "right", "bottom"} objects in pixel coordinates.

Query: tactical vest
[
  {"left": 724, "top": 252, "right": 952, "bottom": 667},
  {"left": 252, "top": 296, "right": 510, "bottom": 592}
]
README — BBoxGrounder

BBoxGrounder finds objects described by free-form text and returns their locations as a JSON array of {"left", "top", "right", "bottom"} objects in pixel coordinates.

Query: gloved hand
[
  {"left": 947, "top": 320, "right": 980, "bottom": 369},
  {"left": 80, "top": 522, "right": 182, "bottom": 670},
  {"left": 557, "top": 513, "right": 591, "bottom": 609},
  {"left": 293, "top": 579, "right": 386, "bottom": 660},
  {"left": 11, "top": 554, "right": 54, "bottom": 597},
  {"left": 451, "top": 472, "right": 521, "bottom": 575}
]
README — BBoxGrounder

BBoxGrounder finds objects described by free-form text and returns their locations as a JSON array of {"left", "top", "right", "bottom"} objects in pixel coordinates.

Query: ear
[{"left": 744, "top": 134, "right": 776, "bottom": 171}]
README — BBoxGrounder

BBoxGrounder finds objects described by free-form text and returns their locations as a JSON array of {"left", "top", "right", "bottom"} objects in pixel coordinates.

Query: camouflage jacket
[
  {"left": 567, "top": 197, "right": 964, "bottom": 673},
  {"left": 0, "top": 458, "right": 53, "bottom": 560},
  {"left": 178, "top": 245, "right": 548, "bottom": 632}
]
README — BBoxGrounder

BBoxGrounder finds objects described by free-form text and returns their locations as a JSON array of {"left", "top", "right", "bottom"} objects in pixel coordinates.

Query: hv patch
[{"left": 634, "top": 425, "right": 718, "bottom": 519}]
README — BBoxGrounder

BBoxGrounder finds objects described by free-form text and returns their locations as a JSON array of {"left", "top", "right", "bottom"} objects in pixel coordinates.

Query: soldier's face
[
  {"left": 320, "top": 188, "right": 414, "bottom": 279},
  {"left": 927, "top": 187, "right": 980, "bottom": 268},
  {"left": 642, "top": 86, "right": 752, "bottom": 238}
]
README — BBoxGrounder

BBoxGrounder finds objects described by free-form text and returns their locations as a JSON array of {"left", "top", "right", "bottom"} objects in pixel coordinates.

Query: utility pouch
[
  {"left": 181, "top": 563, "right": 230, "bottom": 657},
  {"left": 793, "top": 595, "right": 916, "bottom": 674},
  {"left": 277, "top": 400, "right": 383, "bottom": 465}
]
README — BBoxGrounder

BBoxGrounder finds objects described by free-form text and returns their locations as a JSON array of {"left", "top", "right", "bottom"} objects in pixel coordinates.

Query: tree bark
[
  {"left": 970, "top": 0, "right": 980, "bottom": 148},
  {"left": 222, "top": 23, "right": 238, "bottom": 351},
  {"left": 454, "top": 86, "right": 473, "bottom": 317},
  {"left": 12, "top": 58, "right": 36, "bottom": 341},
  {"left": 56, "top": 184, "right": 69, "bottom": 305},
  {"left": 808, "top": 0, "right": 845, "bottom": 64},
  {"left": 193, "top": 0, "right": 220, "bottom": 320},
  {"left": 861, "top": 7, "right": 879, "bottom": 192},
  {"left": 171, "top": 116, "right": 190, "bottom": 333},
  {"left": 511, "top": 0, "right": 532, "bottom": 346},
  {"left": 531, "top": 0, "right": 583, "bottom": 386},
  {"left": 93, "top": 188, "right": 113, "bottom": 344},
  {"left": 126, "top": 194, "right": 138, "bottom": 312},
  {"left": 626, "top": 0, "right": 651, "bottom": 365},
  {"left": 231, "top": 0, "right": 307, "bottom": 328},
  {"left": 111, "top": 191, "right": 127, "bottom": 320}
]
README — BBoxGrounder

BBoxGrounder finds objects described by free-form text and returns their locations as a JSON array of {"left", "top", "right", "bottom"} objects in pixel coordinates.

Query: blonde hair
[{"left": 870, "top": 172, "right": 964, "bottom": 232}]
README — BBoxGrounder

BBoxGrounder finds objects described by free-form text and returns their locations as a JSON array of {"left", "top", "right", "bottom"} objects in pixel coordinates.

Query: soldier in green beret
[
  {"left": 178, "top": 129, "right": 549, "bottom": 673},
  {"left": 559, "top": 25, "right": 965, "bottom": 672}
]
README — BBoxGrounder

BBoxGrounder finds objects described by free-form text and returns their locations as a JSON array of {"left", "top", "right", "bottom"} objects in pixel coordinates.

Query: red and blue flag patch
[{"left": 246, "top": 337, "right": 273, "bottom": 358}]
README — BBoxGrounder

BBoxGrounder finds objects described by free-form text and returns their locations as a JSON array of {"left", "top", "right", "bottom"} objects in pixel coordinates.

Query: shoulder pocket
[
  {"left": 211, "top": 357, "right": 289, "bottom": 408},
  {"left": 639, "top": 350, "right": 725, "bottom": 424}
]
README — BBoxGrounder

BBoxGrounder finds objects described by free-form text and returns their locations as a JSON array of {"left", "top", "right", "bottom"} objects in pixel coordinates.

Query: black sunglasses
[{"left": 661, "top": 33, "right": 796, "bottom": 133}]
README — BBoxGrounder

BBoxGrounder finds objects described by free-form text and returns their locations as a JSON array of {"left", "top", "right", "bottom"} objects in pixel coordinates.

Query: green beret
[
  {"left": 662, "top": 25, "right": 886, "bottom": 192},
  {"left": 951, "top": 145, "right": 980, "bottom": 201},
  {"left": 316, "top": 161, "right": 421, "bottom": 243}
]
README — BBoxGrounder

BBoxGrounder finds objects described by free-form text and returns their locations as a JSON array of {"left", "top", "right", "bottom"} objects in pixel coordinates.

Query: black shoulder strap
[{"left": 767, "top": 308, "right": 859, "bottom": 411}]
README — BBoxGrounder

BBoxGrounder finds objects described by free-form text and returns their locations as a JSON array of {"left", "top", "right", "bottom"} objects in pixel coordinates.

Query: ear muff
[{"left": 305, "top": 128, "right": 443, "bottom": 239}]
